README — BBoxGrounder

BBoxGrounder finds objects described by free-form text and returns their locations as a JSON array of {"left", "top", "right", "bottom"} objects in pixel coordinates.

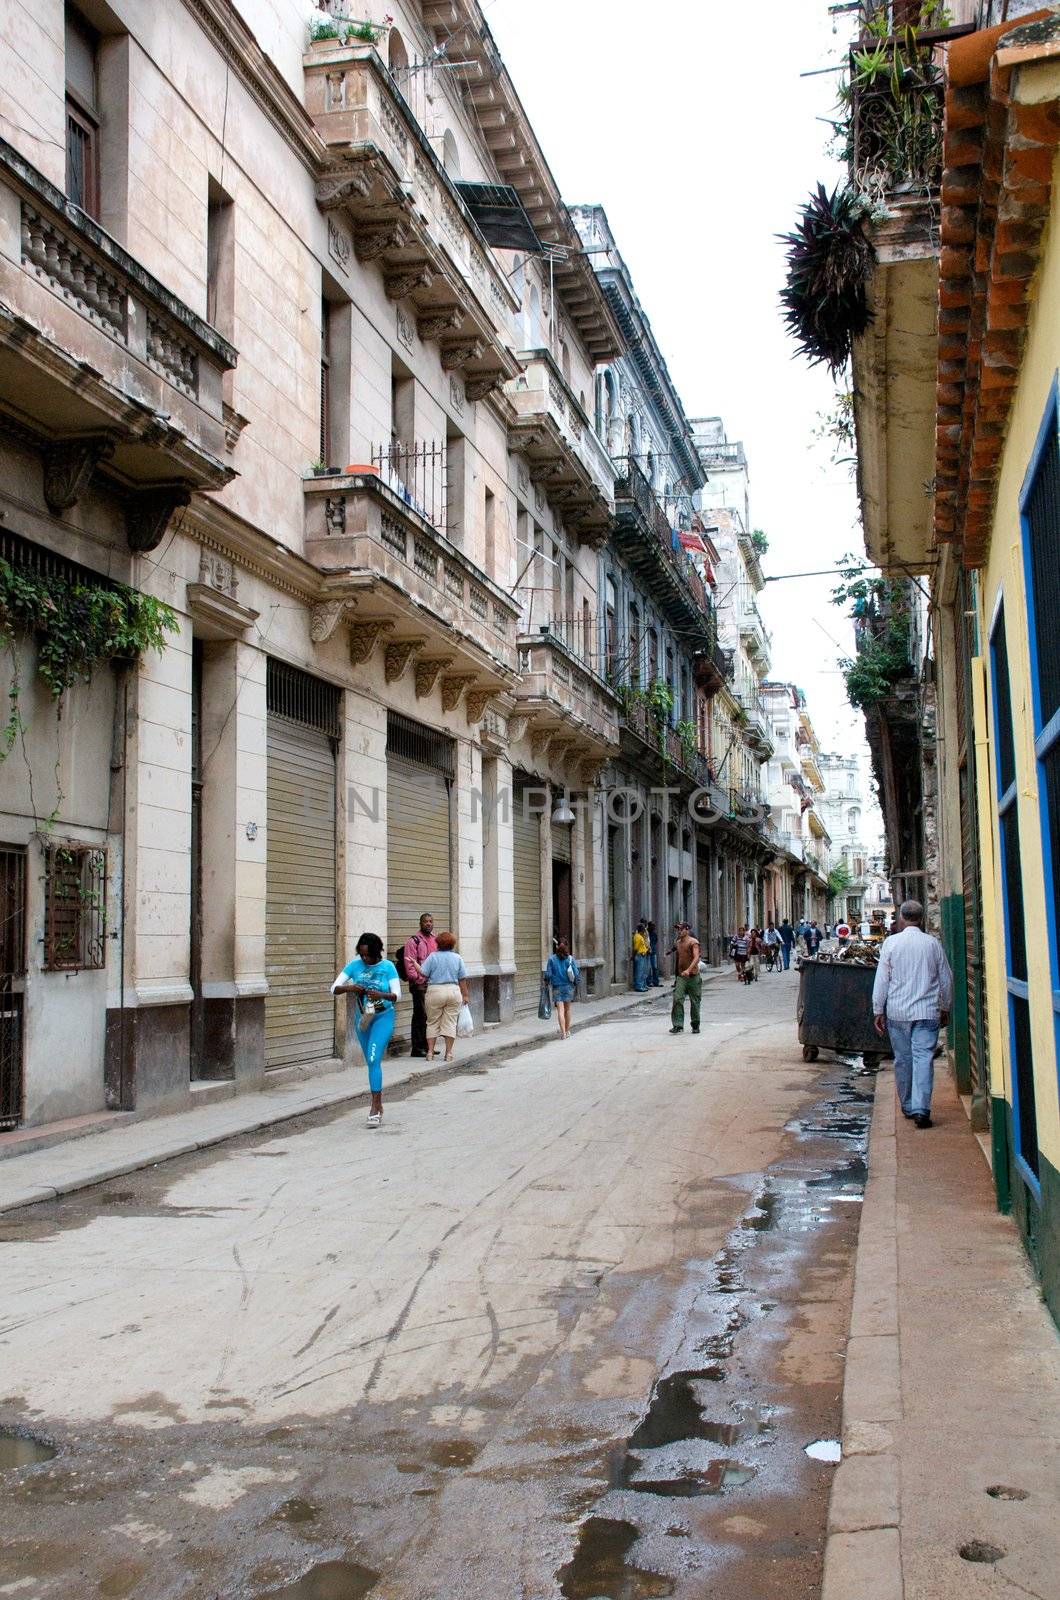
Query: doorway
[{"left": 552, "top": 859, "right": 572, "bottom": 948}]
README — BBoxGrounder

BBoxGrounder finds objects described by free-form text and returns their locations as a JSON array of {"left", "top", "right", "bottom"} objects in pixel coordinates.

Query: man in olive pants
[{"left": 669, "top": 922, "right": 702, "bottom": 1034}]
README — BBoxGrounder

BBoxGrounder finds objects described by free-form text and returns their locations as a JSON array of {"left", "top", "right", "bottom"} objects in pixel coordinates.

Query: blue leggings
[{"left": 354, "top": 1004, "right": 395, "bottom": 1093}]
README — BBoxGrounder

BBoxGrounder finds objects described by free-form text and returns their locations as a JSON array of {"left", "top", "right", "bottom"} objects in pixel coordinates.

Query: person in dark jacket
[
  {"left": 778, "top": 918, "right": 795, "bottom": 969},
  {"left": 647, "top": 920, "right": 662, "bottom": 986}
]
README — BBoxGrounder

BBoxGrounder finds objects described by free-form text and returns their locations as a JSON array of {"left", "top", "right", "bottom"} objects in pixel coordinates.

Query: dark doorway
[
  {"left": 552, "top": 859, "right": 572, "bottom": 948},
  {"left": 189, "top": 639, "right": 205, "bottom": 1080}
]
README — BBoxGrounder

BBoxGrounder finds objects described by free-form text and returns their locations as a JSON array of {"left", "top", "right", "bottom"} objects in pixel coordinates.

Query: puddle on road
[
  {"left": 426, "top": 1438, "right": 478, "bottom": 1468},
  {"left": 0, "top": 1429, "right": 57, "bottom": 1470},
  {"left": 804, "top": 1439, "right": 842, "bottom": 1463},
  {"left": 268, "top": 1497, "right": 319, "bottom": 1525},
  {"left": 261, "top": 1559, "right": 380, "bottom": 1598},
  {"left": 959, "top": 1541, "right": 1006, "bottom": 1564},
  {"left": 628, "top": 1376, "right": 767, "bottom": 1453},
  {"left": 557, "top": 1517, "right": 675, "bottom": 1599},
  {"left": 624, "top": 1456, "right": 758, "bottom": 1498},
  {"left": 986, "top": 1485, "right": 1029, "bottom": 1501}
]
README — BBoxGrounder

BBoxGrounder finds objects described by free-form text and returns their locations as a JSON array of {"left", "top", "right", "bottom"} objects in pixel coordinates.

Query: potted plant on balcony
[{"left": 675, "top": 718, "right": 697, "bottom": 770}]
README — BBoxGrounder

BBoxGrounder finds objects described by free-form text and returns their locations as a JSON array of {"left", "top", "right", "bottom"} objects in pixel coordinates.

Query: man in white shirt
[{"left": 872, "top": 900, "right": 953, "bottom": 1129}]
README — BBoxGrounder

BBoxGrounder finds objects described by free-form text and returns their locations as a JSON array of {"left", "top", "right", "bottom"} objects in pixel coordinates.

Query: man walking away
[
  {"left": 402, "top": 912, "right": 437, "bottom": 1058},
  {"left": 670, "top": 923, "right": 702, "bottom": 1034},
  {"left": 778, "top": 917, "right": 795, "bottom": 970},
  {"left": 632, "top": 921, "right": 650, "bottom": 992},
  {"left": 872, "top": 899, "right": 953, "bottom": 1129}
]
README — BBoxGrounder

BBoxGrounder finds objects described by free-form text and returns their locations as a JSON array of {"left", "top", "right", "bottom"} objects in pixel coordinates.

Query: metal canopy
[{"left": 454, "top": 182, "right": 542, "bottom": 253}]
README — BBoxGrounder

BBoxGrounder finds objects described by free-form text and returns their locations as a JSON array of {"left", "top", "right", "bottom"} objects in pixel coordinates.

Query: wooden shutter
[
  {"left": 265, "top": 717, "right": 337, "bottom": 1068},
  {"left": 513, "top": 781, "right": 542, "bottom": 1009}
]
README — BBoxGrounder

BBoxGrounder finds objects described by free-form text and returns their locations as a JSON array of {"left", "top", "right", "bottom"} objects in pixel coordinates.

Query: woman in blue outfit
[
  {"left": 544, "top": 938, "right": 580, "bottom": 1040},
  {"left": 332, "top": 931, "right": 401, "bottom": 1127}
]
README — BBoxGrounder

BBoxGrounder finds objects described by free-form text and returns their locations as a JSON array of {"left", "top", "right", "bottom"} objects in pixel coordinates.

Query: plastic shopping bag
[
  {"left": 538, "top": 977, "right": 552, "bottom": 1020},
  {"left": 456, "top": 1003, "right": 474, "bottom": 1038}
]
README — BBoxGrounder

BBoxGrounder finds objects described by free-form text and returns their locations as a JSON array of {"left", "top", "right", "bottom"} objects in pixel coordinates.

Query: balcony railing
[
  {"left": 515, "top": 631, "right": 620, "bottom": 755},
  {"left": 508, "top": 350, "right": 616, "bottom": 538},
  {"left": 612, "top": 457, "right": 715, "bottom": 641},
  {"left": 847, "top": 33, "right": 944, "bottom": 200},
  {"left": 370, "top": 441, "right": 446, "bottom": 530}
]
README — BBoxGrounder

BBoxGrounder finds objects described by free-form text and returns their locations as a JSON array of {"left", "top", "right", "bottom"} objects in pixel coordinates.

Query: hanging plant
[
  {"left": 645, "top": 679, "right": 674, "bottom": 722},
  {"left": 779, "top": 184, "right": 876, "bottom": 375},
  {"left": 0, "top": 556, "right": 178, "bottom": 761}
]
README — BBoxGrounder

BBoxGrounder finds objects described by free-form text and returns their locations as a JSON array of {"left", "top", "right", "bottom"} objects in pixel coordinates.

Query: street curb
[
  {"left": 822, "top": 1067, "right": 904, "bottom": 1600},
  {"left": 0, "top": 978, "right": 729, "bottom": 1215}
]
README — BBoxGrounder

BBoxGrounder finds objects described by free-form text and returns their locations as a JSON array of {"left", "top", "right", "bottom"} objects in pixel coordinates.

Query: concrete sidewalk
[
  {"left": 0, "top": 972, "right": 725, "bottom": 1214},
  {"left": 823, "top": 1063, "right": 1060, "bottom": 1600}
]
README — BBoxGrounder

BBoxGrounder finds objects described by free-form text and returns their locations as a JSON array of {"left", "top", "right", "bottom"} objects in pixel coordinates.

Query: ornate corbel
[
  {"left": 440, "top": 340, "right": 485, "bottom": 372},
  {"left": 464, "top": 372, "right": 505, "bottom": 403},
  {"left": 440, "top": 673, "right": 476, "bottom": 713},
  {"left": 414, "top": 656, "right": 453, "bottom": 699},
  {"left": 464, "top": 688, "right": 494, "bottom": 724},
  {"left": 310, "top": 599, "right": 352, "bottom": 643},
  {"left": 43, "top": 431, "right": 115, "bottom": 513},
  {"left": 507, "top": 714, "right": 531, "bottom": 744},
  {"left": 384, "top": 265, "right": 433, "bottom": 301},
  {"left": 549, "top": 738, "right": 576, "bottom": 765},
  {"left": 384, "top": 636, "right": 425, "bottom": 684},
  {"left": 354, "top": 219, "right": 411, "bottom": 261},
  {"left": 316, "top": 167, "right": 373, "bottom": 211},
  {"left": 348, "top": 619, "right": 392, "bottom": 666},
  {"left": 530, "top": 728, "right": 552, "bottom": 762},
  {"left": 125, "top": 486, "right": 190, "bottom": 554},
  {"left": 529, "top": 460, "right": 563, "bottom": 482},
  {"left": 418, "top": 310, "right": 464, "bottom": 342}
]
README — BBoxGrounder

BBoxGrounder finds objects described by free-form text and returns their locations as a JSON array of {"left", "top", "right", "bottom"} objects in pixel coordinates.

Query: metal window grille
[
  {"left": 43, "top": 844, "right": 107, "bottom": 972},
  {"left": 372, "top": 441, "right": 447, "bottom": 529},
  {"left": 0, "top": 846, "right": 26, "bottom": 1130},
  {"left": 386, "top": 711, "right": 455, "bottom": 778},
  {"left": 266, "top": 658, "right": 341, "bottom": 739}
]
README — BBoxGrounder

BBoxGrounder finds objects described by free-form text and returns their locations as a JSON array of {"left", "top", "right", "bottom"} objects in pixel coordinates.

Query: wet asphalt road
[{"left": 0, "top": 969, "right": 872, "bottom": 1599}]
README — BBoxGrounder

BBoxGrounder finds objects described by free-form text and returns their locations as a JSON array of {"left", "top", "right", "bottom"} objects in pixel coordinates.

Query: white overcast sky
[{"left": 486, "top": 0, "right": 883, "bottom": 843}]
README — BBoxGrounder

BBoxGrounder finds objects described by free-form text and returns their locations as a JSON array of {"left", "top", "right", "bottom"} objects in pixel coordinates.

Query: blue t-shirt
[
  {"left": 420, "top": 950, "right": 467, "bottom": 985},
  {"left": 335, "top": 957, "right": 400, "bottom": 1007}
]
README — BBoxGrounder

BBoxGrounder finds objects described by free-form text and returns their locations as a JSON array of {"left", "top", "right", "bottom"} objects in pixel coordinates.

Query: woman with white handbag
[
  {"left": 544, "top": 938, "right": 580, "bottom": 1040},
  {"left": 419, "top": 930, "right": 471, "bottom": 1063}
]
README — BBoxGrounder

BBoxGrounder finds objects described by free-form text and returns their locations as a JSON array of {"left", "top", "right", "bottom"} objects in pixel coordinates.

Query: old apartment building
[{"left": 1, "top": 0, "right": 809, "bottom": 1130}]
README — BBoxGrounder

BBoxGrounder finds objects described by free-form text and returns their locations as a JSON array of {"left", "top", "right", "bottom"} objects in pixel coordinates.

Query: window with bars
[
  {"left": 65, "top": 6, "right": 100, "bottom": 218},
  {"left": 319, "top": 297, "right": 332, "bottom": 465},
  {"left": 43, "top": 844, "right": 107, "bottom": 972}
]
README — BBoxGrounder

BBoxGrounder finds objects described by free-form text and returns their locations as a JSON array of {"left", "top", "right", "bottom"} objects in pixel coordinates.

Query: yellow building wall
[{"left": 976, "top": 141, "right": 1060, "bottom": 1181}]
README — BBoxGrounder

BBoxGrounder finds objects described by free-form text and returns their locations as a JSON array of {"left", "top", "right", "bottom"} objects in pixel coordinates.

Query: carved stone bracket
[
  {"left": 310, "top": 599, "right": 352, "bottom": 643},
  {"left": 325, "top": 495, "right": 346, "bottom": 534},
  {"left": 43, "top": 432, "right": 115, "bottom": 513},
  {"left": 530, "top": 729, "right": 552, "bottom": 761},
  {"left": 383, "top": 636, "right": 425, "bottom": 684},
  {"left": 418, "top": 310, "right": 463, "bottom": 342},
  {"left": 348, "top": 619, "right": 393, "bottom": 666},
  {"left": 384, "top": 266, "right": 433, "bottom": 302},
  {"left": 507, "top": 714, "right": 531, "bottom": 744},
  {"left": 549, "top": 738, "right": 576, "bottom": 765},
  {"left": 464, "top": 372, "right": 505, "bottom": 403},
  {"left": 464, "top": 688, "right": 494, "bottom": 724},
  {"left": 440, "top": 673, "right": 476, "bottom": 713},
  {"left": 355, "top": 220, "right": 411, "bottom": 262},
  {"left": 529, "top": 460, "right": 563, "bottom": 483},
  {"left": 125, "top": 486, "right": 190, "bottom": 554},
  {"left": 440, "top": 340, "right": 484, "bottom": 372},
  {"left": 315, "top": 167, "right": 373, "bottom": 211},
  {"left": 414, "top": 656, "right": 453, "bottom": 699}
]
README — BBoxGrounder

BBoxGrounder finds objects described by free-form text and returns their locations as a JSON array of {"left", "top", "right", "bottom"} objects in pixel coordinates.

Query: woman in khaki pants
[{"left": 420, "top": 931, "right": 471, "bottom": 1062}]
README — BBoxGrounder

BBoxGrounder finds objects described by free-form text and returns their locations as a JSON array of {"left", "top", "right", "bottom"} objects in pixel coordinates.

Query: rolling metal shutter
[
  {"left": 513, "top": 779, "right": 542, "bottom": 1009},
  {"left": 550, "top": 820, "right": 572, "bottom": 863},
  {"left": 265, "top": 663, "right": 339, "bottom": 1069},
  {"left": 386, "top": 716, "right": 454, "bottom": 1027}
]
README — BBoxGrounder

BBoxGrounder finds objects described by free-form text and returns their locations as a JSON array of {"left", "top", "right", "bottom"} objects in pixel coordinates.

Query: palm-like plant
[{"left": 779, "top": 185, "right": 875, "bottom": 375}]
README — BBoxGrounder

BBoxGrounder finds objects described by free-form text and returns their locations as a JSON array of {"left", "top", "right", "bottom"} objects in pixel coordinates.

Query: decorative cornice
[{"left": 179, "top": 0, "right": 326, "bottom": 174}]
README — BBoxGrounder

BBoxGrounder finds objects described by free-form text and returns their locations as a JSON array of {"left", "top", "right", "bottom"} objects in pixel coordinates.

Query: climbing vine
[
  {"left": 0, "top": 557, "right": 178, "bottom": 762},
  {"left": 832, "top": 558, "right": 914, "bottom": 712}
]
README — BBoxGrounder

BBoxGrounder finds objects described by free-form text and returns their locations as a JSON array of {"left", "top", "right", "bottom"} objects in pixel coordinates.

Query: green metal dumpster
[{"left": 796, "top": 957, "right": 889, "bottom": 1064}]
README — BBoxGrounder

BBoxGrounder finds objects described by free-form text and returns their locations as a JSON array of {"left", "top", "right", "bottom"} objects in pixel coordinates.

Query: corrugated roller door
[
  {"left": 265, "top": 717, "right": 337, "bottom": 1067},
  {"left": 551, "top": 821, "right": 572, "bottom": 863},
  {"left": 386, "top": 756, "right": 452, "bottom": 954},
  {"left": 513, "top": 785, "right": 542, "bottom": 1009}
]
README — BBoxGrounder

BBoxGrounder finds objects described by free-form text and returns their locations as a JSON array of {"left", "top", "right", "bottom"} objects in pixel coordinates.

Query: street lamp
[{"left": 551, "top": 791, "right": 575, "bottom": 826}]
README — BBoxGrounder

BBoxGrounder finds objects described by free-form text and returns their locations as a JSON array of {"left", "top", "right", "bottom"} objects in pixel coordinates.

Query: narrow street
[{"left": 0, "top": 972, "right": 872, "bottom": 1600}]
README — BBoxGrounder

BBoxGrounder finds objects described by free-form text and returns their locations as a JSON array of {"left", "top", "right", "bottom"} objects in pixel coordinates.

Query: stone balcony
[
  {"left": 304, "top": 43, "right": 520, "bottom": 399},
  {"left": 514, "top": 626, "right": 620, "bottom": 765},
  {"left": 304, "top": 470, "right": 520, "bottom": 715},
  {"left": 612, "top": 457, "right": 716, "bottom": 648},
  {"left": 738, "top": 688, "right": 775, "bottom": 759},
  {"left": 739, "top": 598, "right": 772, "bottom": 668},
  {"left": 0, "top": 137, "right": 236, "bottom": 549},
  {"left": 507, "top": 350, "right": 616, "bottom": 545}
]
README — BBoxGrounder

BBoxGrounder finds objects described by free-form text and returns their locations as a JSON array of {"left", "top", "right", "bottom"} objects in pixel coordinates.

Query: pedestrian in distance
[
  {"left": 731, "top": 926, "right": 750, "bottom": 983},
  {"left": 805, "top": 921, "right": 823, "bottom": 956},
  {"left": 632, "top": 921, "right": 650, "bottom": 992},
  {"left": 778, "top": 917, "right": 795, "bottom": 970},
  {"left": 545, "top": 938, "right": 580, "bottom": 1039},
  {"left": 669, "top": 922, "right": 702, "bottom": 1033},
  {"left": 647, "top": 919, "right": 662, "bottom": 987},
  {"left": 747, "top": 926, "right": 763, "bottom": 981},
  {"left": 762, "top": 921, "right": 781, "bottom": 972},
  {"left": 796, "top": 917, "right": 809, "bottom": 956},
  {"left": 872, "top": 899, "right": 953, "bottom": 1129},
  {"left": 420, "top": 930, "right": 471, "bottom": 1064},
  {"left": 400, "top": 912, "right": 437, "bottom": 1058},
  {"left": 333, "top": 932, "right": 402, "bottom": 1128}
]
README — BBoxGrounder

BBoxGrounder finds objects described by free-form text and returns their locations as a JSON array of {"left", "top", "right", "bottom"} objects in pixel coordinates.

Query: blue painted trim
[
  {"left": 1008, "top": 977, "right": 1030, "bottom": 1002},
  {"left": 1017, "top": 377, "right": 1060, "bottom": 1114},
  {"left": 1014, "top": 1149, "right": 1043, "bottom": 1203}
]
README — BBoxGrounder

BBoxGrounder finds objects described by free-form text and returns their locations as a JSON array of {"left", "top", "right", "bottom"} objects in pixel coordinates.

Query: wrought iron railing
[
  {"left": 613, "top": 456, "right": 714, "bottom": 624},
  {"left": 371, "top": 440, "right": 447, "bottom": 529}
]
